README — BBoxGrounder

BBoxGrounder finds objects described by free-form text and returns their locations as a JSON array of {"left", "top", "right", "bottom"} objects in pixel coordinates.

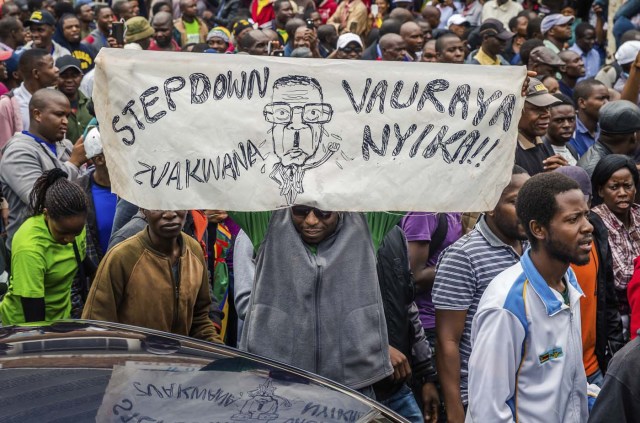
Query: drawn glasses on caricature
[{"left": 263, "top": 102, "right": 334, "bottom": 125}]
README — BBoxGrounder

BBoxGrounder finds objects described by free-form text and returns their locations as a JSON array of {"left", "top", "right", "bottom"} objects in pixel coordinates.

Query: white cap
[
  {"left": 615, "top": 40, "right": 640, "bottom": 65},
  {"left": 337, "top": 33, "right": 363, "bottom": 50},
  {"left": 447, "top": 14, "right": 468, "bottom": 27},
  {"left": 85, "top": 127, "right": 103, "bottom": 159},
  {"left": 123, "top": 42, "right": 143, "bottom": 50}
]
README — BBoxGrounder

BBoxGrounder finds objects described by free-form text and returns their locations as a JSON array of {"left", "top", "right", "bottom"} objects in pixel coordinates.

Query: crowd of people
[{"left": 3, "top": 0, "right": 640, "bottom": 421}]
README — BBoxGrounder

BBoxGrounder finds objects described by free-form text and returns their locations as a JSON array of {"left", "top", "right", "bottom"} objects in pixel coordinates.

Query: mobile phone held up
[
  {"left": 306, "top": 19, "right": 314, "bottom": 29},
  {"left": 111, "top": 22, "right": 125, "bottom": 45}
]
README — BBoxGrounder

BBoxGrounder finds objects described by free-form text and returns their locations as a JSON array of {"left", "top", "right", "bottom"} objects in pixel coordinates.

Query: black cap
[
  {"left": 598, "top": 100, "right": 640, "bottom": 134},
  {"left": 55, "top": 55, "right": 83, "bottom": 75},
  {"left": 479, "top": 18, "right": 514, "bottom": 41},
  {"left": 27, "top": 10, "right": 56, "bottom": 26}
]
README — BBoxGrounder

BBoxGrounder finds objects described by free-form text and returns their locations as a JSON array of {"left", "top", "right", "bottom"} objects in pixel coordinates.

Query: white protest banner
[
  {"left": 96, "top": 366, "right": 372, "bottom": 422},
  {"left": 93, "top": 49, "right": 526, "bottom": 211}
]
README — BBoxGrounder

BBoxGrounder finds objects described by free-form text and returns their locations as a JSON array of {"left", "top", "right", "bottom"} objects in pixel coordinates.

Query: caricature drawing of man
[
  {"left": 263, "top": 75, "right": 340, "bottom": 204},
  {"left": 231, "top": 379, "right": 291, "bottom": 422}
]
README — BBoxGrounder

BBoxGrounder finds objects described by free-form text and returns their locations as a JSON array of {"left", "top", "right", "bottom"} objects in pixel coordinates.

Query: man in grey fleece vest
[
  {"left": 232, "top": 206, "right": 408, "bottom": 399},
  {"left": 0, "top": 89, "right": 87, "bottom": 249}
]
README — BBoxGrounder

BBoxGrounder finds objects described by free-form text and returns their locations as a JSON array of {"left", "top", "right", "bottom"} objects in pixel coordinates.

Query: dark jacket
[
  {"left": 374, "top": 226, "right": 437, "bottom": 399},
  {"left": 54, "top": 23, "right": 96, "bottom": 72},
  {"left": 542, "top": 136, "right": 579, "bottom": 162},
  {"left": 591, "top": 211, "right": 626, "bottom": 374},
  {"left": 210, "top": 0, "right": 241, "bottom": 28},
  {"left": 577, "top": 141, "right": 612, "bottom": 177},
  {"left": 362, "top": 41, "right": 379, "bottom": 60},
  {"left": 588, "top": 337, "right": 640, "bottom": 422},
  {"left": 66, "top": 91, "right": 93, "bottom": 145}
]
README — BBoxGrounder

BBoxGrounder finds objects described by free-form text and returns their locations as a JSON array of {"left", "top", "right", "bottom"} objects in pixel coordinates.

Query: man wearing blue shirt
[
  {"left": 74, "top": 127, "right": 116, "bottom": 262},
  {"left": 569, "top": 79, "right": 609, "bottom": 157},
  {"left": 570, "top": 23, "right": 602, "bottom": 81}
]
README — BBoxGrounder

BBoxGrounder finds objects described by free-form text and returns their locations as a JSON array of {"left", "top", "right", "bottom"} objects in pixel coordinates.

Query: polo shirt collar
[
  {"left": 477, "top": 214, "right": 506, "bottom": 247},
  {"left": 477, "top": 214, "right": 527, "bottom": 253},
  {"left": 521, "top": 248, "right": 584, "bottom": 316},
  {"left": 474, "top": 47, "right": 500, "bottom": 65},
  {"left": 517, "top": 132, "right": 543, "bottom": 150}
]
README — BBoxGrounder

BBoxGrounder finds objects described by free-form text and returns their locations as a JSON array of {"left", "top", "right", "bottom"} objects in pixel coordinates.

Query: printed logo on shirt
[
  {"left": 538, "top": 347, "right": 563, "bottom": 364},
  {"left": 72, "top": 50, "right": 93, "bottom": 70}
]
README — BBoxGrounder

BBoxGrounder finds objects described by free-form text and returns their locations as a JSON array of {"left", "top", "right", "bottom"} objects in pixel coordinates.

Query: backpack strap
[
  {"left": 612, "top": 61, "right": 622, "bottom": 81},
  {"left": 428, "top": 213, "right": 449, "bottom": 260}
]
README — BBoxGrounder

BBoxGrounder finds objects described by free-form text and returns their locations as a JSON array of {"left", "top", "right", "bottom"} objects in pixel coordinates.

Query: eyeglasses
[
  {"left": 291, "top": 205, "right": 333, "bottom": 219},
  {"left": 263, "top": 102, "right": 333, "bottom": 124}
]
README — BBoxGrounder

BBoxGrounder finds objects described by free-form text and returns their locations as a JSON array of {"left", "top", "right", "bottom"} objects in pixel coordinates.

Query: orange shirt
[{"left": 571, "top": 243, "right": 599, "bottom": 377}]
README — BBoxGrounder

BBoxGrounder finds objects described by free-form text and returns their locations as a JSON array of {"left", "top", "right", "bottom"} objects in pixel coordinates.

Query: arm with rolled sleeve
[{"left": 466, "top": 307, "right": 525, "bottom": 423}]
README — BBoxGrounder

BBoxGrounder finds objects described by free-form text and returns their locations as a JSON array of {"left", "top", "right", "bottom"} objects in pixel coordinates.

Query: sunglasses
[
  {"left": 339, "top": 46, "right": 362, "bottom": 54},
  {"left": 291, "top": 205, "right": 333, "bottom": 219}
]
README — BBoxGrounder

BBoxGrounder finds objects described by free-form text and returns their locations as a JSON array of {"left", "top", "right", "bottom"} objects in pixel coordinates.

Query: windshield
[{"left": 0, "top": 322, "right": 399, "bottom": 423}]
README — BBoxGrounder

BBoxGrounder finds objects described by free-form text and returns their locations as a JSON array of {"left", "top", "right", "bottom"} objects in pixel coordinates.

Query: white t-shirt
[
  {"left": 13, "top": 83, "right": 31, "bottom": 131},
  {"left": 551, "top": 144, "right": 577, "bottom": 166}
]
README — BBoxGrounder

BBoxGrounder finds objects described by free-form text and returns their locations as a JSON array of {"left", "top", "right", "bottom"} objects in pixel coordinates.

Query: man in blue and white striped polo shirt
[{"left": 432, "top": 165, "right": 530, "bottom": 423}]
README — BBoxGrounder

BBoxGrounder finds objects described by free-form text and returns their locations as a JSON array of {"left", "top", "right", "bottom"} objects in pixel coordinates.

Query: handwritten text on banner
[{"left": 93, "top": 49, "right": 526, "bottom": 211}]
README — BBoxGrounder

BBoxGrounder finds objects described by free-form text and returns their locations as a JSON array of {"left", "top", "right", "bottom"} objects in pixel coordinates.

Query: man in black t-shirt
[{"left": 515, "top": 77, "right": 567, "bottom": 175}]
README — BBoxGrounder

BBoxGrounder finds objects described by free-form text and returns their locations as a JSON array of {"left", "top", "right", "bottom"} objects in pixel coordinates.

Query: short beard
[{"left": 544, "top": 234, "right": 590, "bottom": 266}]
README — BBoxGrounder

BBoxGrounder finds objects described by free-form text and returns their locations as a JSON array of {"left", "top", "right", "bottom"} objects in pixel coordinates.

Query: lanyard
[{"left": 22, "top": 131, "right": 57, "bottom": 156}]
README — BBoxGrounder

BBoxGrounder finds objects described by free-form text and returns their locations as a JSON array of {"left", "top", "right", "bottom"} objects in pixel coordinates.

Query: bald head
[
  {"left": 558, "top": 49, "right": 579, "bottom": 62},
  {"left": 262, "top": 28, "right": 279, "bottom": 42},
  {"left": 558, "top": 49, "right": 585, "bottom": 79},
  {"left": 379, "top": 33, "right": 403, "bottom": 48},
  {"left": 400, "top": 21, "right": 420, "bottom": 36},
  {"left": 30, "top": 89, "right": 68, "bottom": 116},
  {"left": 400, "top": 21, "right": 424, "bottom": 54},
  {"left": 239, "top": 29, "right": 269, "bottom": 55},
  {"left": 389, "top": 8, "right": 414, "bottom": 24},
  {"left": 379, "top": 33, "right": 406, "bottom": 61},
  {"left": 29, "top": 89, "right": 71, "bottom": 141},
  {"left": 151, "top": 10, "right": 172, "bottom": 25},
  {"left": 179, "top": 0, "right": 196, "bottom": 17},
  {"left": 421, "top": 6, "right": 440, "bottom": 28}
]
